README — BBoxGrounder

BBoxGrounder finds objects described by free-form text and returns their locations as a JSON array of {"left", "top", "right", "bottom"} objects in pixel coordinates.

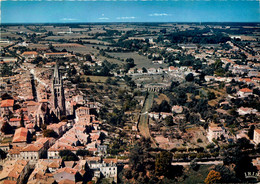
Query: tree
[
  {"left": 105, "top": 77, "right": 112, "bottom": 85},
  {"left": 236, "top": 137, "right": 254, "bottom": 150},
  {"left": 197, "top": 138, "right": 203, "bottom": 143},
  {"left": 155, "top": 151, "right": 172, "bottom": 176},
  {"left": 86, "top": 77, "right": 91, "bottom": 82},
  {"left": 125, "top": 58, "right": 135, "bottom": 69},
  {"left": 170, "top": 81, "right": 180, "bottom": 90},
  {"left": 1, "top": 93, "right": 13, "bottom": 100},
  {"left": 43, "top": 129, "right": 58, "bottom": 138},
  {"left": 190, "top": 158, "right": 199, "bottom": 171},
  {"left": 207, "top": 91, "right": 216, "bottom": 100},
  {"left": 165, "top": 116, "right": 174, "bottom": 126},
  {"left": 223, "top": 145, "right": 257, "bottom": 180},
  {"left": 126, "top": 138, "right": 155, "bottom": 182},
  {"left": 85, "top": 54, "right": 92, "bottom": 61},
  {"left": 256, "top": 143, "right": 260, "bottom": 154},
  {"left": 1, "top": 121, "right": 13, "bottom": 134},
  {"left": 247, "top": 125, "right": 255, "bottom": 140},
  {"left": 185, "top": 73, "right": 194, "bottom": 82},
  {"left": 151, "top": 100, "right": 172, "bottom": 113},
  {"left": 0, "top": 63, "right": 12, "bottom": 77},
  {"left": 211, "top": 152, "right": 219, "bottom": 158},
  {"left": 76, "top": 149, "right": 90, "bottom": 157},
  {"left": 142, "top": 67, "right": 147, "bottom": 73},
  {"left": 68, "top": 66, "right": 77, "bottom": 77},
  {"left": 214, "top": 165, "right": 238, "bottom": 183},
  {"left": 234, "top": 154, "right": 257, "bottom": 180},
  {"left": 59, "top": 150, "right": 79, "bottom": 161},
  {"left": 49, "top": 44, "right": 56, "bottom": 52},
  {"left": 204, "top": 170, "right": 221, "bottom": 184},
  {"left": 0, "top": 149, "right": 7, "bottom": 160}
]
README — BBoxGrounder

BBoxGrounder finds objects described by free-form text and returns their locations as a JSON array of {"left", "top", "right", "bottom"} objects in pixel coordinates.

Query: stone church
[{"left": 52, "top": 63, "right": 66, "bottom": 119}]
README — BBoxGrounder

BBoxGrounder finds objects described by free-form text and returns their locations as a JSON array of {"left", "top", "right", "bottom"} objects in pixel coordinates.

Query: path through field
[{"left": 138, "top": 92, "right": 157, "bottom": 147}]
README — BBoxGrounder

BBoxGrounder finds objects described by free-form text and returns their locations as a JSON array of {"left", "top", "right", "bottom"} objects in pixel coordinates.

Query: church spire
[
  {"left": 54, "top": 63, "right": 60, "bottom": 80},
  {"left": 52, "top": 62, "right": 66, "bottom": 117}
]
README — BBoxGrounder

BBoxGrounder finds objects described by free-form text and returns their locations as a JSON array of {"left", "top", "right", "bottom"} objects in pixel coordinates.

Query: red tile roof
[
  {"left": 45, "top": 52, "right": 68, "bottom": 55},
  {"left": 1, "top": 99, "right": 14, "bottom": 108},
  {"left": 8, "top": 146, "right": 23, "bottom": 155},
  {"left": 22, "top": 51, "right": 38, "bottom": 55},
  {"left": 239, "top": 88, "right": 253, "bottom": 93},
  {"left": 169, "top": 66, "right": 177, "bottom": 70},
  {"left": 49, "top": 143, "right": 78, "bottom": 152},
  {"left": 239, "top": 78, "right": 252, "bottom": 83},
  {"left": 103, "top": 158, "right": 118, "bottom": 164},
  {"left": 9, "top": 118, "right": 21, "bottom": 122},
  {"left": 22, "top": 144, "right": 43, "bottom": 152},
  {"left": 3, "top": 180, "right": 17, "bottom": 184},
  {"left": 85, "top": 156, "right": 101, "bottom": 162},
  {"left": 54, "top": 167, "right": 77, "bottom": 175},
  {"left": 26, "top": 101, "right": 39, "bottom": 106},
  {"left": 88, "top": 148, "right": 97, "bottom": 152},
  {"left": 12, "top": 127, "right": 28, "bottom": 143},
  {"left": 255, "top": 129, "right": 260, "bottom": 135},
  {"left": 59, "top": 179, "right": 76, "bottom": 184}
]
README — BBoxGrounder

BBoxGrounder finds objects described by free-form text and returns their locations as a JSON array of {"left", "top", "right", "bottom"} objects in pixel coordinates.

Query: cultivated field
[
  {"left": 82, "top": 75, "right": 113, "bottom": 83},
  {"left": 109, "top": 52, "right": 168, "bottom": 69}
]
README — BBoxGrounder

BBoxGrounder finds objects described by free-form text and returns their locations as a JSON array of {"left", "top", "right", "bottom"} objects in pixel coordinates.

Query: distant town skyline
[{"left": 1, "top": 1, "right": 259, "bottom": 23}]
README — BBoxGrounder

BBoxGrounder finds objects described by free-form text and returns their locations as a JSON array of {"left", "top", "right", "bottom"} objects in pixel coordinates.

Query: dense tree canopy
[
  {"left": 43, "top": 129, "right": 58, "bottom": 138},
  {"left": 59, "top": 150, "right": 79, "bottom": 161},
  {"left": 204, "top": 170, "right": 221, "bottom": 184},
  {"left": 0, "top": 149, "right": 7, "bottom": 160},
  {"left": 155, "top": 151, "right": 173, "bottom": 176},
  {"left": 185, "top": 73, "right": 194, "bottom": 82},
  {"left": 1, "top": 122, "right": 13, "bottom": 134}
]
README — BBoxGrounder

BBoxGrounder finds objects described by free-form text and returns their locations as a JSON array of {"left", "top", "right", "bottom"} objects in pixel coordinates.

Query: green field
[
  {"left": 109, "top": 52, "right": 167, "bottom": 69},
  {"left": 82, "top": 75, "right": 114, "bottom": 83}
]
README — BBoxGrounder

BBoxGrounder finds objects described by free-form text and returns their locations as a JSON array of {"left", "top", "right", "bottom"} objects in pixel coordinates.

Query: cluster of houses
[
  {"left": 0, "top": 101, "right": 117, "bottom": 183},
  {"left": 128, "top": 66, "right": 193, "bottom": 76},
  {"left": 1, "top": 24, "right": 260, "bottom": 183},
  {"left": 21, "top": 51, "right": 74, "bottom": 62},
  {"left": 0, "top": 54, "right": 117, "bottom": 183}
]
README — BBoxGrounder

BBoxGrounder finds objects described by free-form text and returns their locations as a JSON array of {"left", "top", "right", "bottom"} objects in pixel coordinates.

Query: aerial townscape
[{"left": 0, "top": 22, "right": 259, "bottom": 184}]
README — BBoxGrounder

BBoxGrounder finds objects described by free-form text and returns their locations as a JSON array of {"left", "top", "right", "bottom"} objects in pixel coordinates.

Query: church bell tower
[{"left": 53, "top": 63, "right": 66, "bottom": 118}]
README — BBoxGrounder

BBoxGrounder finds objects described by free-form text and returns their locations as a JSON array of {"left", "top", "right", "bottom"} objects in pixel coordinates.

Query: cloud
[
  {"left": 98, "top": 17, "right": 110, "bottom": 20},
  {"left": 149, "top": 13, "right": 171, "bottom": 16},
  {"left": 61, "top": 18, "right": 78, "bottom": 21},
  {"left": 116, "top": 16, "right": 136, "bottom": 20}
]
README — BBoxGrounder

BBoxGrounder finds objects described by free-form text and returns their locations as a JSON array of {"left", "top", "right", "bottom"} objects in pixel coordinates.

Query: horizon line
[{"left": 1, "top": 21, "right": 260, "bottom": 25}]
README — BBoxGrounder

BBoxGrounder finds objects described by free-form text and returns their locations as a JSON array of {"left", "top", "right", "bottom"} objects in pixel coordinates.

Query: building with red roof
[
  {"left": 0, "top": 160, "right": 29, "bottom": 184},
  {"left": 21, "top": 51, "right": 38, "bottom": 60},
  {"left": 0, "top": 99, "right": 14, "bottom": 117},
  {"left": 53, "top": 167, "right": 79, "bottom": 183},
  {"left": 12, "top": 127, "right": 28, "bottom": 146},
  {"left": 44, "top": 52, "right": 72, "bottom": 58},
  {"left": 238, "top": 88, "right": 253, "bottom": 97},
  {"left": 168, "top": 66, "right": 178, "bottom": 72}
]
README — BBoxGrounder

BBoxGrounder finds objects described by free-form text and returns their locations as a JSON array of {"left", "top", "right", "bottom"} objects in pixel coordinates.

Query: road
[
  {"left": 137, "top": 92, "right": 157, "bottom": 146},
  {"left": 172, "top": 160, "right": 223, "bottom": 166}
]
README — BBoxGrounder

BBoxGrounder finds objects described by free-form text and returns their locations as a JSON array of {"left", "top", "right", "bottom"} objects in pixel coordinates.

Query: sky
[{"left": 1, "top": 0, "right": 259, "bottom": 23}]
